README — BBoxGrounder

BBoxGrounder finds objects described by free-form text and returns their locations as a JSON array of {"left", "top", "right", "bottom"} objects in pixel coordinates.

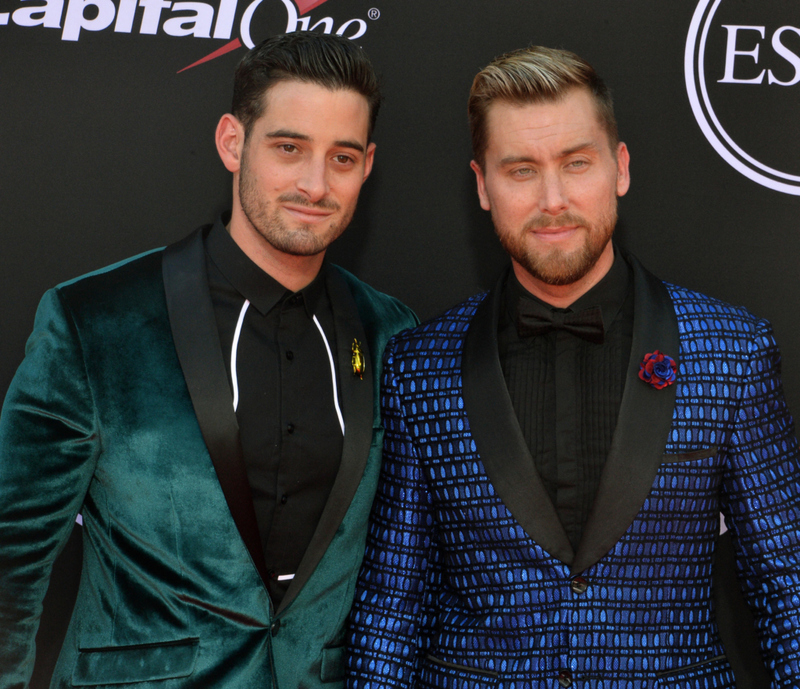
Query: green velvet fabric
[
  {"left": 72, "top": 639, "right": 199, "bottom": 686},
  {"left": 0, "top": 247, "right": 417, "bottom": 689}
]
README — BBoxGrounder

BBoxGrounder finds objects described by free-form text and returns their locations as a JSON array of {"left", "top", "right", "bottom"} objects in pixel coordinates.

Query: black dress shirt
[
  {"left": 204, "top": 219, "right": 343, "bottom": 606},
  {"left": 497, "top": 249, "right": 634, "bottom": 551}
]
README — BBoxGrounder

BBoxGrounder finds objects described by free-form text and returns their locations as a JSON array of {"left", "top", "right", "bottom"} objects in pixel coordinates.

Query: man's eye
[
  {"left": 279, "top": 144, "right": 298, "bottom": 153},
  {"left": 335, "top": 154, "right": 355, "bottom": 165},
  {"left": 568, "top": 160, "right": 588, "bottom": 169}
]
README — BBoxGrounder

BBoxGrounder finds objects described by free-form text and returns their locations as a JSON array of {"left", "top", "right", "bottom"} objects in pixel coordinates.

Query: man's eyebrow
[
  {"left": 499, "top": 142, "right": 599, "bottom": 167},
  {"left": 497, "top": 155, "right": 529, "bottom": 167},
  {"left": 334, "top": 139, "right": 365, "bottom": 153},
  {"left": 265, "top": 129, "right": 364, "bottom": 154},
  {"left": 266, "top": 129, "right": 310, "bottom": 142},
  {"left": 561, "top": 141, "right": 598, "bottom": 156}
]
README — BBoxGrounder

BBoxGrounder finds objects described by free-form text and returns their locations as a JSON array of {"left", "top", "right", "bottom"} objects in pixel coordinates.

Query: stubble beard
[
  {"left": 495, "top": 204, "right": 617, "bottom": 286},
  {"left": 238, "top": 149, "right": 351, "bottom": 257}
]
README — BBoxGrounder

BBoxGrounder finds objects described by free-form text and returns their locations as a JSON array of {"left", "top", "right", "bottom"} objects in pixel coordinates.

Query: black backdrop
[{"left": 2, "top": 1, "right": 799, "bottom": 686}]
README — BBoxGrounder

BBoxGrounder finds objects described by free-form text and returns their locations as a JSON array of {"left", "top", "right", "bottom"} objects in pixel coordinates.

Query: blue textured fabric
[{"left": 346, "top": 278, "right": 800, "bottom": 688}]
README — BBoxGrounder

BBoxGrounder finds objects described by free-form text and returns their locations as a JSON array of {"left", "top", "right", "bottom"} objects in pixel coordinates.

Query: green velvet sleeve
[{"left": 0, "top": 288, "right": 100, "bottom": 688}]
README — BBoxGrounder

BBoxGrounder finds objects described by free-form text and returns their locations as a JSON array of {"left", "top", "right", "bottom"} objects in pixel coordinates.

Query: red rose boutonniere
[{"left": 639, "top": 350, "right": 677, "bottom": 389}]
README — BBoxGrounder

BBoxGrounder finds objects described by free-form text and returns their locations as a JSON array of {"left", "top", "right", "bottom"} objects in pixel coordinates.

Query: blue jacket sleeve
[{"left": 721, "top": 319, "right": 800, "bottom": 685}]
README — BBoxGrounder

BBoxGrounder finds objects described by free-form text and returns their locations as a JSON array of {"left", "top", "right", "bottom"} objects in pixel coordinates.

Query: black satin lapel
[
  {"left": 571, "top": 256, "right": 679, "bottom": 574},
  {"left": 462, "top": 279, "right": 574, "bottom": 566},
  {"left": 161, "top": 229, "right": 269, "bottom": 587},
  {"left": 277, "top": 267, "right": 373, "bottom": 613}
]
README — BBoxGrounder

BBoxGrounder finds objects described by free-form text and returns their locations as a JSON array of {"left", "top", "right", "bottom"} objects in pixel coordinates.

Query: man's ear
[
  {"left": 470, "top": 160, "right": 491, "bottom": 211},
  {"left": 615, "top": 142, "right": 631, "bottom": 197},
  {"left": 216, "top": 114, "right": 245, "bottom": 173},
  {"left": 362, "top": 142, "right": 376, "bottom": 182}
]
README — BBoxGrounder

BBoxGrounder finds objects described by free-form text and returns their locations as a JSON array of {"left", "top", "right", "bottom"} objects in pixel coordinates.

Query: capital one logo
[
  {"left": 685, "top": 0, "right": 800, "bottom": 195},
  {"left": 0, "top": 0, "right": 375, "bottom": 72}
]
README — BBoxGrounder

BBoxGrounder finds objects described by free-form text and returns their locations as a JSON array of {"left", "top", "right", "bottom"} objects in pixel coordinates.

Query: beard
[
  {"left": 237, "top": 148, "right": 351, "bottom": 257},
  {"left": 494, "top": 205, "right": 617, "bottom": 286}
]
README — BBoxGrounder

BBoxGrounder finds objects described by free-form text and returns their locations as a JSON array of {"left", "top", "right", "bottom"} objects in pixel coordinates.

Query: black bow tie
[{"left": 516, "top": 299, "right": 605, "bottom": 344}]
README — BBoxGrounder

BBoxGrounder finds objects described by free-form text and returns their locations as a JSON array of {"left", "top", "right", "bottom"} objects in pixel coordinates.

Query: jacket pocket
[
  {"left": 654, "top": 654, "right": 734, "bottom": 688},
  {"left": 420, "top": 654, "right": 499, "bottom": 689},
  {"left": 320, "top": 644, "right": 344, "bottom": 683},
  {"left": 661, "top": 447, "right": 718, "bottom": 464},
  {"left": 72, "top": 638, "right": 199, "bottom": 686}
]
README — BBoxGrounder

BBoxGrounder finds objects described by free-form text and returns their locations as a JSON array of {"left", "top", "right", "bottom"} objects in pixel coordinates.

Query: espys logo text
[
  {"left": 685, "top": 0, "right": 800, "bottom": 195},
  {"left": 0, "top": 0, "right": 378, "bottom": 72}
]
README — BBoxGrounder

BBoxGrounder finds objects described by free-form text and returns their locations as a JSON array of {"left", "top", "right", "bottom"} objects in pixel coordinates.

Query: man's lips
[
  {"left": 282, "top": 204, "right": 335, "bottom": 223},
  {"left": 530, "top": 225, "right": 579, "bottom": 242}
]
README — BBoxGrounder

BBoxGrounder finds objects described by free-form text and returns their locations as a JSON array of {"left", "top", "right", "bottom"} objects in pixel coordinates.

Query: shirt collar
[
  {"left": 507, "top": 244, "right": 632, "bottom": 332},
  {"left": 204, "top": 216, "right": 326, "bottom": 318}
]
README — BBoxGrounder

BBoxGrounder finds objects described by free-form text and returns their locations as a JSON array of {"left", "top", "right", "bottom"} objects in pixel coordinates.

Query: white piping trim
[
  {"left": 313, "top": 315, "right": 345, "bottom": 436},
  {"left": 276, "top": 573, "right": 295, "bottom": 581},
  {"left": 231, "top": 300, "right": 251, "bottom": 412}
]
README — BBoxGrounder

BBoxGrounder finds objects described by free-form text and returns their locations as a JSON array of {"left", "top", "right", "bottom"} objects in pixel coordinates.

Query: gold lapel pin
[{"left": 351, "top": 339, "right": 365, "bottom": 379}]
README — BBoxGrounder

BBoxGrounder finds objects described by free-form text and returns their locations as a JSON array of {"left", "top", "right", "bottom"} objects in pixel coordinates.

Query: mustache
[
  {"left": 525, "top": 211, "right": 587, "bottom": 231},
  {"left": 277, "top": 193, "right": 340, "bottom": 212}
]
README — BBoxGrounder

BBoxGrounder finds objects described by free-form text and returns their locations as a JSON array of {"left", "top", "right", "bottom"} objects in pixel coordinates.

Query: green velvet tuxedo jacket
[{"left": 0, "top": 227, "right": 417, "bottom": 689}]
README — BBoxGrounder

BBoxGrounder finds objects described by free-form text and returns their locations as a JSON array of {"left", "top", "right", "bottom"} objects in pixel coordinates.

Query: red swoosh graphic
[
  {"left": 295, "top": 0, "right": 330, "bottom": 13},
  {"left": 177, "top": 37, "right": 242, "bottom": 73},
  {"left": 177, "top": 0, "right": 334, "bottom": 73}
]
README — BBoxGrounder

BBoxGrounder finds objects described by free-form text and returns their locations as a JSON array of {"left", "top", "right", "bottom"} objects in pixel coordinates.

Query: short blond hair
[{"left": 468, "top": 46, "right": 618, "bottom": 166}]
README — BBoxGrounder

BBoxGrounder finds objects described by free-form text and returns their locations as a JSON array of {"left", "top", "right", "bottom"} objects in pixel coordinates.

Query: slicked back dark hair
[{"left": 232, "top": 32, "right": 381, "bottom": 141}]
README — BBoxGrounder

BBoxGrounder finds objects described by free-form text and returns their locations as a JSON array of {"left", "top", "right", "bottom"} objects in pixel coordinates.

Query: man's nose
[
  {"left": 296, "top": 158, "right": 329, "bottom": 202},
  {"left": 538, "top": 173, "right": 569, "bottom": 215}
]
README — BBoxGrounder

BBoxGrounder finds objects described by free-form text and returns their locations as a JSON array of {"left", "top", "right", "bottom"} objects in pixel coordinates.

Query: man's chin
[
  {"left": 266, "top": 226, "right": 339, "bottom": 257},
  {"left": 271, "top": 239, "right": 327, "bottom": 257},
  {"left": 515, "top": 228, "right": 614, "bottom": 287},
  {"left": 517, "top": 246, "right": 598, "bottom": 286},
  {"left": 250, "top": 207, "right": 353, "bottom": 258}
]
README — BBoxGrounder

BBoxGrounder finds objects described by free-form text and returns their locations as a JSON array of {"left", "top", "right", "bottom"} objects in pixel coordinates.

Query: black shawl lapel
[
  {"left": 462, "top": 276, "right": 574, "bottom": 566},
  {"left": 161, "top": 229, "right": 269, "bottom": 587},
  {"left": 277, "top": 266, "right": 373, "bottom": 614},
  {"left": 571, "top": 255, "right": 679, "bottom": 574}
]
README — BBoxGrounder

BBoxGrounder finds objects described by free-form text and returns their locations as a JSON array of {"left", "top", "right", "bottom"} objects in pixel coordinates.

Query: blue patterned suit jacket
[{"left": 347, "top": 255, "right": 800, "bottom": 688}]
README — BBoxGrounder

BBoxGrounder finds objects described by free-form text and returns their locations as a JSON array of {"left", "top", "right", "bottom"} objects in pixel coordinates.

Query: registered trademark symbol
[{"left": 368, "top": 8, "right": 380, "bottom": 20}]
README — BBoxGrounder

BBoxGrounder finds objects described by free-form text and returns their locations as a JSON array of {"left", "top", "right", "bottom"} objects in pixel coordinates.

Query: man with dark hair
[
  {"left": 347, "top": 45, "right": 800, "bottom": 686},
  {"left": 232, "top": 33, "right": 382, "bottom": 140},
  {"left": 0, "top": 32, "right": 415, "bottom": 689}
]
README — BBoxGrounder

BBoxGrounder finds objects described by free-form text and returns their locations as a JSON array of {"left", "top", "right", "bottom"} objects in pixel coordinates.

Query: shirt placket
[
  {"left": 272, "top": 294, "right": 303, "bottom": 579},
  {"left": 555, "top": 327, "right": 579, "bottom": 548}
]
